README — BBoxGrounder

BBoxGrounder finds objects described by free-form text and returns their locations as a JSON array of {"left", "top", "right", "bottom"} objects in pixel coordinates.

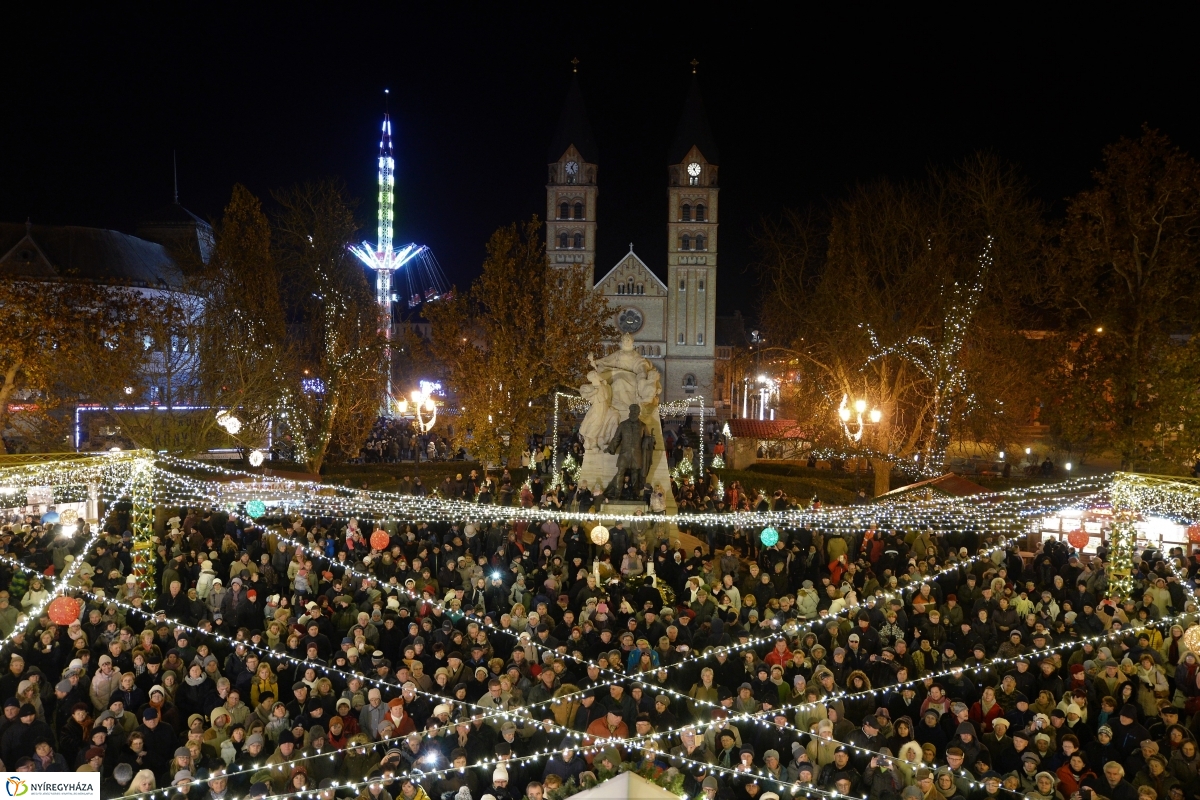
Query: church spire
[
  {"left": 668, "top": 71, "right": 719, "bottom": 165},
  {"left": 548, "top": 70, "right": 598, "bottom": 164}
]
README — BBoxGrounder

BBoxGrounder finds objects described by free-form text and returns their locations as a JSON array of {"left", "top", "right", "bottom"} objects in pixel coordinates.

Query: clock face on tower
[
  {"left": 617, "top": 307, "right": 644, "bottom": 334},
  {"left": 565, "top": 161, "right": 579, "bottom": 177},
  {"left": 687, "top": 162, "right": 701, "bottom": 177}
]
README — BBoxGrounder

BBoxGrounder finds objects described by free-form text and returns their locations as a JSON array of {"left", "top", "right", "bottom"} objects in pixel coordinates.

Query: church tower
[
  {"left": 664, "top": 69, "right": 718, "bottom": 403},
  {"left": 546, "top": 67, "right": 599, "bottom": 288}
]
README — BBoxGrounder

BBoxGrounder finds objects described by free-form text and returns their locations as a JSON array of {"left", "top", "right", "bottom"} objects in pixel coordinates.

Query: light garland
[{"left": 19, "top": 454, "right": 1200, "bottom": 800}]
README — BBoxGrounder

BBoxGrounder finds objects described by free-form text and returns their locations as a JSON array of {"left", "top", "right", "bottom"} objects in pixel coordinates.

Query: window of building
[
  {"left": 698, "top": 279, "right": 705, "bottom": 291},
  {"left": 679, "top": 278, "right": 686, "bottom": 291},
  {"left": 683, "top": 373, "right": 697, "bottom": 391},
  {"left": 678, "top": 333, "right": 685, "bottom": 345},
  {"left": 695, "top": 203, "right": 706, "bottom": 221},
  {"left": 681, "top": 204, "right": 691, "bottom": 221},
  {"left": 574, "top": 202, "right": 584, "bottom": 220},
  {"left": 558, "top": 232, "right": 568, "bottom": 249},
  {"left": 637, "top": 284, "right": 644, "bottom": 294},
  {"left": 689, "top": 174, "right": 698, "bottom": 187},
  {"left": 697, "top": 332, "right": 704, "bottom": 345},
  {"left": 695, "top": 234, "right": 705, "bottom": 251},
  {"left": 681, "top": 235, "right": 690, "bottom": 251},
  {"left": 560, "top": 202, "right": 569, "bottom": 220},
  {"left": 573, "top": 232, "right": 583, "bottom": 249},
  {"left": 617, "top": 284, "right": 624, "bottom": 295}
]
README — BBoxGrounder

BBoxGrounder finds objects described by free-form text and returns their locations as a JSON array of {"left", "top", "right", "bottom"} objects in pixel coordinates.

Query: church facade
[{"left": 546, "top": 73, "right": 718, "bottom": 404}]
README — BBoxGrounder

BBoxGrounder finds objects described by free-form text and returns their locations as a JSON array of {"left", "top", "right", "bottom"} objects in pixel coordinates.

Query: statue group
[{"left": 578, "top": 334, "right": 669, "bottom": 502}]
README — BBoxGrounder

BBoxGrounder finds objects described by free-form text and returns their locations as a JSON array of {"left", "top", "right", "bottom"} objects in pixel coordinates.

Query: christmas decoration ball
[
  {"left": 590, "top": 525, "right": 610, "bottom": 546},
  {"left": 370, "top": 530, "right": 390, "bottom": 551},
  {"left": 48, "top": 595, "right": 81, "bottom": 626},
  {"left": 245, "top": 500, "right": 266, "bottom": 519},
  {"left": 760, "top": 527, "right": 780, "bottom": 547},
  {"left": 1185, "top": 625, "right": 1200, "bottom": 655},
  {"left": 1067, "top": 529, "right": 1089, "bottom": 549},
  {"left": 59, "top": 509, "right": 79, "bottom": 525}
]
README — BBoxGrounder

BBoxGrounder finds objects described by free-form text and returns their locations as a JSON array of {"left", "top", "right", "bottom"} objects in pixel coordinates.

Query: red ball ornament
[
  {"left": 1188, "top": 524, "right": 1200, "bottom": 544},
  {"left": 370, "top": 530, "right": 390, "bottom": 551},
  {"left": 47, "top": 595, "right": 81, "bottom": 626},
  {"left": 1067, "top": 530, "right": 1089, "bottom": 549}
]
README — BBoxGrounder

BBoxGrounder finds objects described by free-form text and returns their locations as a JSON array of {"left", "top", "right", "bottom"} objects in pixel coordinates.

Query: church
[{"left": 544, "top": 69, "right": 719, "bottom": 405}]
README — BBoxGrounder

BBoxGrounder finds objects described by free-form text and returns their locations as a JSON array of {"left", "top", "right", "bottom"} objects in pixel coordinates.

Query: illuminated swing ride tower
[{"left": 350, "top": 90, "right": 448, "bottom": 413}]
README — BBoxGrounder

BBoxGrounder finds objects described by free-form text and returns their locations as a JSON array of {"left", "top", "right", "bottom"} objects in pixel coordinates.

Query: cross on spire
[
  {"left": 690, "top": 58, "right": 699, "bottom": 73},
  {"left": 571, "top": 57, "right": 579, "bottom": 73}
]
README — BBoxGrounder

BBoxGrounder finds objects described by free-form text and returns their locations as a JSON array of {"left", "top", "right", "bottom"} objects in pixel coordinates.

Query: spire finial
[
  {"left": 173, "top": 150, "right": 179, "bottom": 204},
  {"left": 384, "top": 87, "right": 390, "bottom": 114},
  {"left": 571, "top": 57, "right": 579, "bottom": 73},
  {"left": 26, "top": 217, "right": 32, "bottom": 235},
  {"left": 629, "top": 242, "right": 634, "bottom": 252},
  {"left": 690, "top": 58, "right": 699, "bottom": 74}
]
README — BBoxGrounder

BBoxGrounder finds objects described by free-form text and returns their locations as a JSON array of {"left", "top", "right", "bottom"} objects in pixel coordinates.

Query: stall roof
[
  {"left": 877, "top": 472, "right": 992, "bottom": 501},
  {"left": 726, "top": 419, "right": 804, "bottom": 439}
]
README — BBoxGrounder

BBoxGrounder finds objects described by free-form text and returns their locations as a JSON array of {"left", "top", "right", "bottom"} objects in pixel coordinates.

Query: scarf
[{"left": 185, "top": 674, "right": 207, "bottom": 687}]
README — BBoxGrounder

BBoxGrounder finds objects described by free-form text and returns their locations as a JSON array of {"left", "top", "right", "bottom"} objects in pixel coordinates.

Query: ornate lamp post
[
  {"left": 838, "top": 394, "right": 882, "bottom": 491},
  {"left": 397, "top": 388, "right": 437, "bottom": 481}
]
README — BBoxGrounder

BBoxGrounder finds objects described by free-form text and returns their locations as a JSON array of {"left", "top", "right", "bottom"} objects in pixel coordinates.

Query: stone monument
[{"left": 577, "top": 333, "right": 676, "bottom": 514}]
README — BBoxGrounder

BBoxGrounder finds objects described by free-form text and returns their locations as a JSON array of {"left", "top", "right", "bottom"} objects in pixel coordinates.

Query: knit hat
[{"left": 493, "top": 766, "right": 508, "bottom": 782}]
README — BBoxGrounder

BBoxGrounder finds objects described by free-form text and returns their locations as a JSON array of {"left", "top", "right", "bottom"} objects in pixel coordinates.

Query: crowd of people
[{"left": 1, "top": 500, "right": 1199, "bottom": 800}]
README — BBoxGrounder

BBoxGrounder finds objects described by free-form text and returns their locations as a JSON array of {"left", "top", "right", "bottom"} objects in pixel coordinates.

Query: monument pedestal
[{"left": 578, "top": 443, "right": 677, "bottom": 515}]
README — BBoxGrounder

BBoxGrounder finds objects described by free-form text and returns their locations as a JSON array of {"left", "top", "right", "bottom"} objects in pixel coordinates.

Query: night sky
[{"left": 6, "top": 9, "right": 1198, "bottom": 318}]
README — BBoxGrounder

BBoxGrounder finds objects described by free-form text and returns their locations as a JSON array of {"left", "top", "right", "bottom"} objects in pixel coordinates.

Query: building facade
[{"left": 547, "top": 73, "right": 718, "bottom": 403}]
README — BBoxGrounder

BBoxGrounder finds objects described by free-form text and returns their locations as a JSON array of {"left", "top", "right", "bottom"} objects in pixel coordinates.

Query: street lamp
[
  {"left": 838, "top": 394, "right": 882, "bottom": 491},
  {"left": 397, "top": 387, "right": 438, "bottom": 479},
  {"left": 837, "top": 394, "right": 881, "bottom": 443}
]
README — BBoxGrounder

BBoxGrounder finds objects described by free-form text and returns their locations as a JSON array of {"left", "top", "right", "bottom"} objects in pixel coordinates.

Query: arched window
[
  {"left": 681, "top": 204, "right": 691, "bottom": 221},
  {"left": 617, "top": 284, "right": 624, "bottom": 295},
  {"left": 560, "top": 202, "right": 569, "bottom": 220},
  {"left": 695, "top": 234, "right": 705, "bottom": 251},
  {"left": 695, "top": 203, "right": 706, "bottom": 221},
  {"left": 681, "top": 235, "right": 691, "bottom": 251},
  {"left": 558, "top": 232, "right": 568, "bottom": 249},
  {"left": 573, "top": 232, "right": 583, "bottom": 249},
  {"left": 574, "top": 202, "right": 584, "bottom": 220},
  {"left": 626, "top": 278, "right": 634, "bottom": 293},
  {"left": 683, "top": 373, "right": 697, "bottom": 390},
  {"left": 637, "top": 284, "right": 644, "bottom": 295}
]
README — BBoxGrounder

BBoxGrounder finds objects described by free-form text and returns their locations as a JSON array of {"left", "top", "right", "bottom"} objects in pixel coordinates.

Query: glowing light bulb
[
  {"left": 869, "top": 408, "right": 881, "bottom": 423},
  {"left": 838, "top": 407, "right": 851, "bottom": 422},
  {"left": 854, "top": 399, "right": 867, "bottom": 414}
]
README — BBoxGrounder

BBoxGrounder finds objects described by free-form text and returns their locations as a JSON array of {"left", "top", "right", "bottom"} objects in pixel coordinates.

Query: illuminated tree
[
  {"left": 274, "top": 180, "right": 386, "bottom": 472},
  {"left": 758, "top": 155, "right": 1042, "bottom": 494},
  {"left": 425, "top": 218, "right": 614, "bottom": 467},
  {"left": 1044, "top": 127, "right": 1200, "bottom": 471}
]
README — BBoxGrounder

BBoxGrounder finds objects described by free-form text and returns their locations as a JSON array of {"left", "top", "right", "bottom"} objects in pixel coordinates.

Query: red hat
[{"left": 247, "top": 589, "right": 257, "bottom": 602}]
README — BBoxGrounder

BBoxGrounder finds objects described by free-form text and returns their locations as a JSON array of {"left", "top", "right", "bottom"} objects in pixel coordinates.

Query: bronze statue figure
[{"left": 605, "top": 403, "right": 653, "bottom": 499}]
